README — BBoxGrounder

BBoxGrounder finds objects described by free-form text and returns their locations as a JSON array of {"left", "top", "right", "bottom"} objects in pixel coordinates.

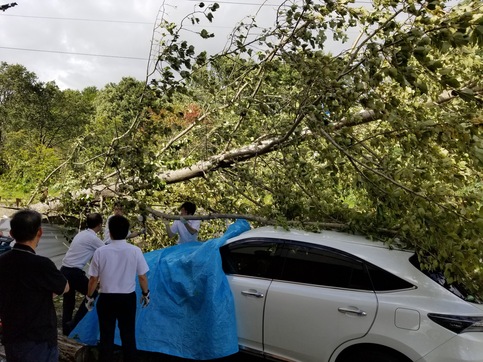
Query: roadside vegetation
[{"left": 0, "top": 0, "right": 482, "bottom": 294}]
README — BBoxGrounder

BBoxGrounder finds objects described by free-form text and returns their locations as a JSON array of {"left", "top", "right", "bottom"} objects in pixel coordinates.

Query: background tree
[{"left": 0, "top": 63, "right": 95, "bottom": 194}]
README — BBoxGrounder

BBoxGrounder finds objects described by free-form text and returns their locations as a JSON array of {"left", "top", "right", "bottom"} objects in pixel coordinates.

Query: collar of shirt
[
  {"left": 12, "top": 243, "right": 36, "bottom": 254},
  {"left": 110, "top": 239, "right": 127, "bottom": 244}
]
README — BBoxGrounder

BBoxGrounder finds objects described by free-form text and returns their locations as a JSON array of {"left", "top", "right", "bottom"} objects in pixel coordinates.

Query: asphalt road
[{"left": 0, "top": 216, "right": 69, "bottom": 269}]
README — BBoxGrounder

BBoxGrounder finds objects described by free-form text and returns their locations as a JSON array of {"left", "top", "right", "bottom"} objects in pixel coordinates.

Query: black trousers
[
  {"left": 60, "top": 266, "right": 97, "bottom": 335},
  {"left": 97, "top": 292, "right": 137, "bottom": 362},
  {"left": 4, "top": 340, "right": 58, "bottom": 362}
]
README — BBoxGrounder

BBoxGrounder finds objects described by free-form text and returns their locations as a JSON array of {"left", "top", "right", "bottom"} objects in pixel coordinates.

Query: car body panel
[
  {"left": 264, "top": 281, "right": 377, "bottom": 362},
  {"left": 227, "top": 275, "right": 270, "bottom": 352}
]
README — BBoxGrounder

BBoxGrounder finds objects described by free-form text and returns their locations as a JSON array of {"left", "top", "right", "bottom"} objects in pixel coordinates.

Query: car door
[
  {"left": 220, "top": 238, "right": 284, "bottom": 353},
  {"left": 263, "top": 241, "right": 378, "bottom": 362}
]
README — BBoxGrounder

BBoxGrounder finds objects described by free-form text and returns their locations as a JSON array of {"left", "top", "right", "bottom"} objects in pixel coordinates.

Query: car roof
[
  {"left": 225, "top": 226, "right": 415, "bottom": 274},
  {"left": 227, "top": 226, "right": 395, "bottom": 248}
]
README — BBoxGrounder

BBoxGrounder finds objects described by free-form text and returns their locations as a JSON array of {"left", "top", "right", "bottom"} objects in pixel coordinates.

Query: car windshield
[{"left": 409, "top": 254, "right": 482, "bottom": 304}]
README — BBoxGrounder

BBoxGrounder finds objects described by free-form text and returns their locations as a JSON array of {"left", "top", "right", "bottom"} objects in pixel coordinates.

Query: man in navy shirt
[{"left": 0, "top": 210, "right": 69, "bottom": 362}]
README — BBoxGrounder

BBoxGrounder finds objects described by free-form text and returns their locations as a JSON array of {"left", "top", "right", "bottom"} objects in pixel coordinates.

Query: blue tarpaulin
[{"left": 69, "top": 219, "right": 251, "bottom": 360}]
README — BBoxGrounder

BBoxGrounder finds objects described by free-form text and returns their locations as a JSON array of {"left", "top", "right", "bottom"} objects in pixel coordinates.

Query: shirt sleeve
[
  {"left": 92, "top": 235, "right": 105, "bottom": 250},
  {"left": 88, "top": 249, "right": 100, "bottom": 277},
  {"left": 171, "top": 220, "right": 180, "bottom": 235},
  {"left": 189, "top": 220, "right": 201, "bottom": 232}
]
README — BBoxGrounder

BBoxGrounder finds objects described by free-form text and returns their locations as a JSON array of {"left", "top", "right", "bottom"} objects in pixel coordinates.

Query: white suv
[{"left": 220, "top": 227, "right": 483, "bottom": 362}]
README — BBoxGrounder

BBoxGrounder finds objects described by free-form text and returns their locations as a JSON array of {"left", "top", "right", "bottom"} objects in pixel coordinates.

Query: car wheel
[{"left": 338, "top": 347, "right": 410, "bottom": 362}]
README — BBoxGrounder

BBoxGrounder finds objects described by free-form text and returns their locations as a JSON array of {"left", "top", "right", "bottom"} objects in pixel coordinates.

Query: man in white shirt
[
  {"left": 163, "top": 201, "right": 201, "bottom": 244},
  {"left": 87, "top": 214, "right": 149, "bottom": 362},
  {"left": 60, "top": 213, "right": 104, "bottom": 336}
]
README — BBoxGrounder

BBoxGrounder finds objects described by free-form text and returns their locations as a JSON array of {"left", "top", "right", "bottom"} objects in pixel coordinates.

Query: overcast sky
[{"left": 0, "top": 0, "right": 284, "bottom": 90}]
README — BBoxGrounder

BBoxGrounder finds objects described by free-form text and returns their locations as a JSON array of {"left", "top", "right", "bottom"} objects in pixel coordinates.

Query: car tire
[{"left": 338, "top": 347, "right": 410, "bottom": 362}]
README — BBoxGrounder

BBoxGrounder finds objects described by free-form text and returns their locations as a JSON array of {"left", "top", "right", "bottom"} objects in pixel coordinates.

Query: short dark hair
[
  {"left": 86, "top": 213, "right": 103, "bottom": 229},
  {"left": 10, "top": 209, "right": 42, "bottom": 243},
  {"left": 113, "top": 201, "right": 123, "bottom": 210},
  {"left": 108, "top": 215, "right": 130, "bottom": 240},
  {"left": 180, "top": 201, "right": 196, "bottom": 215}
]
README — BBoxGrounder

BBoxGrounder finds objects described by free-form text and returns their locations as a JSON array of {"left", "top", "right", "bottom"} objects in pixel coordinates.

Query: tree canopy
[{"left": 0, "top": 0, "right": 482, "bottom": 291}]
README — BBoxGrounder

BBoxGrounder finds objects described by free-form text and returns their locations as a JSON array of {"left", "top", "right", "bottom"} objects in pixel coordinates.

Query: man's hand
[
  {"left": 180, "top": 217, "right": 188, "bottom": 225},
  {"left": 140, "top": 290, "right": 150, "bottom": 308},
  {"left": 85, "top": 295, "right": 96, "bottom": 311}
]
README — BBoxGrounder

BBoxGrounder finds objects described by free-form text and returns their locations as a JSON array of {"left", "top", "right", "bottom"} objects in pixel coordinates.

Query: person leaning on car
[
  {"left": 0, "top": 209, "right": 69, "bottom": 362},
  {"left": 60, "top": 212, "right": 105, "bottom": 336},
  {"left": 86, "top": 214, "right": 150, "bottom": 362}
]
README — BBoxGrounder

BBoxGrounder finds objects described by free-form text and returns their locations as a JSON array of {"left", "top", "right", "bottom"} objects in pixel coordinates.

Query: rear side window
[
  {"left": 409, "top": 254, "right": 482, "bottom": 303},
  {"left": 220, "top": 239, "right": 284, "bottom": 279},
  {"left": 280, "top": 242, "right": 373, "bottom": 290},
  {"left": 365, "top": 263, "right": 414, "bottom": 291}
]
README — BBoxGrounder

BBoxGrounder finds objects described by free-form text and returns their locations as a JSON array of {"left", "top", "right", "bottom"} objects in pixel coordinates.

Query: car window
[
  {"left": 280, "top": 242, "right": 373, "bottom": 290},
  {"left": 409, "top": 254, "right": 482, "bottom": 303},
  {"left": 365, "top": 263, "right": 414, "bottom": 291},
  {"left": 220, "top": 238, "right": 284, "bottom": 279}
]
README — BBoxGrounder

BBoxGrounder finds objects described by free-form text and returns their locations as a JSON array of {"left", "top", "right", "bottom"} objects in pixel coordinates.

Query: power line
[
  {"left": 0, "top": 1, "right": 375, "bottom": 62},
  {"left": 0, "top": 0, "right": 376, "bottom": 26},
  {"left": 0, "top": 13, "right": 153, "bottom": 25},
  {"left": 185, "top": 0, "right": 283, "bottom": 5},
  {"left": 0, "top": 46, "right": 148, "bottom": 61},
  {"left": 0, "top": 13, "right": 266, "bottom": 30},
  {"left": 0, "top": 0, "right": 375, "bottom": 26},
  {"left": 184, "top": 0, "right": 374, "bottom": 5}
]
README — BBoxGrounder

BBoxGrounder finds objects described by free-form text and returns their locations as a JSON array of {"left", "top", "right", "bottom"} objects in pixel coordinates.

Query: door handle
[
  {"left": 338, "top": 307, "right": 367, "bottom": 316},
  {"left": 241, "top": 289, "right": 264, "bottom": 298}
]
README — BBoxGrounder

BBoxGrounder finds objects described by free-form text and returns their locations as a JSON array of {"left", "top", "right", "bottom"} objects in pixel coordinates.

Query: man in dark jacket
[{"left": 0, "top": 209, "right": 69, "bottom": 362}]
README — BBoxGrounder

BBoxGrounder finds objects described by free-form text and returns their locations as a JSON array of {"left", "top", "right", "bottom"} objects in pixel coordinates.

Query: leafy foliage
[{"left": 140, "top": 0, "right": 482, "bottom": 290}]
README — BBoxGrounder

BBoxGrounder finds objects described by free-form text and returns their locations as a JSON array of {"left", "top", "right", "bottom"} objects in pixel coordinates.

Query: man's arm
[
  {"left": 182, "top": 221, "right": 197, "bottom": 235},
  {"left": 127, "top": 229, "right": 145, "bottom": 239},
  {"left": 63, "top": 280, "right": 70, "bottom": 294},
  {"left": 163, "top": 220, "right": 176, "bottom": 238},
  {"left": 180, "top": 218, "right": 200, "bottom": 235},
  {"left": 87, "top": 276, "right": 99, "bottom": 297},
  {"left": 138, "top": 274, "right": 149, "bottom": 294}
]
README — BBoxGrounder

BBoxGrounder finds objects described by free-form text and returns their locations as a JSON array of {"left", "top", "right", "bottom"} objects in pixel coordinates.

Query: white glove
[
  {"left": 140, "top": 290, "right": 150, "bottom": 308},
  {"left": 85, "top": 295, "right": 96, "bottom": 312}
]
